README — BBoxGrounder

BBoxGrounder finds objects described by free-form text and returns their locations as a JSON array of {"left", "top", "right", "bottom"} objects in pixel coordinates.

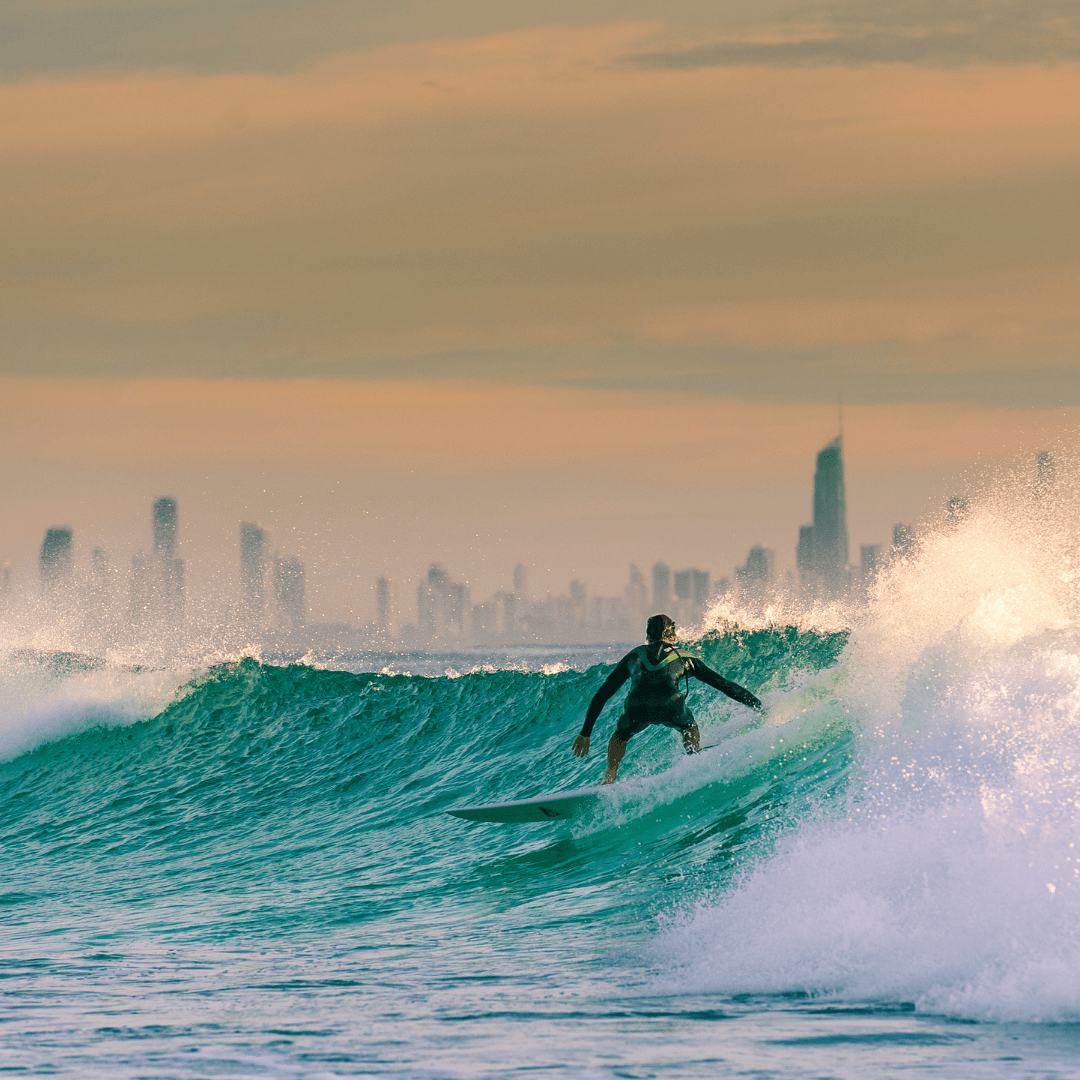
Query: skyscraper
[
  {"left": 40, "top": 528, "right": 73, "bottom": 592},
  {"left": 417, "top": 563, "right": 469, "bottom": 644},
  {"left": 673, "top": 568, "right": 711, "bottom": 613},
  {"left": 513, "top": 563, "right": 528, "bottom": 602},
  {"left": 796, "top": 437, "right": 850, "bottom": 596},
  {"left": 892, "top": 522, "right": 915, "bottom": 558},
  {"left": 274, "top": 555, "right": 306, "bottom": 631},
  {"left": 152, "top": 497, "right": 184, "bottom": 623},
  {"left": 652, "top": 561, "right": 671, "bottom": 612},
  {"left": 796, "top": 525, "right": 814, "bottom": 586},
  {"left": 376, "top": 576, "right": 398, "bottom": 635},
  {"left": 624, "top": 565, "right": 648, "bottom": 630},
  {"left": 153, "top": 497, "right": 177, "bottom": 560},
  {"left": 735, "top": 545, "right": 775, "bottom": 599},
  {"left": 812, "top": 437, "right": 849, "bottom": 591},
  {"left": 240, "top": 522, "right": 269, "bottom": 624}
]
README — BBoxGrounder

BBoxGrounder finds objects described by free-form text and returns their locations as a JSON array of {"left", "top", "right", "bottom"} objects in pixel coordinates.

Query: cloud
[
  {"left": 630, "top": 1, "right": 1080, "bottom": 69},
  {"left": 2, "top": 24, "right": 1079, "bottom": 402}
]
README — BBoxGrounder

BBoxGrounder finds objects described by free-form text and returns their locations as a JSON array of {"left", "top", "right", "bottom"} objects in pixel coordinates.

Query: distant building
[
  {"left": 569, "top": 579, "right": 587, "bottom": 629},
  {"left": 513, "top": 563, "right": 529, "bottom": 603},
  {"left": 1036, "top": 450, "right": 1056, "bottom": 496},
  {"left": 153, "top": 497, "right": 184, "bottom": 623},
  {"left": 796, "top": 525, "right": 814, "bottom": 587},
  {"left": 812, "top": 437, "right": 849, "bottom": 592},
  {"left": 624, "top": 565, "right": 648, "bottom": 630},
  {"left": 89, "top": 547, "right": 111, "bottom": 607},
  {"left": 860, "top": 544, "right": 883, "bottom": 586},
  {"left": 672, "top": 567, "right": 711, "bottom": 624},
  {"left": 494, "top": 590, "right": 516, "bottom": 639},
  {"left": 652, "top": 561, "right": 671, "bottom": 612},
  {"left": 130, "top": 553, "right": 151, "bottom": 619},
  {"left": 376, "top": 576, "right": 398, "bottom": 636},
  {"left": 892, "top": 523, "right": 915, "bottom": 558},
  {"left": 794, "top": 437, "right": 850, "bottom": 596},
  {"left": 240, "top": 522, "right": 269, "bottom": 625},
  {"left": 673, "top": 568, "right": 711, "bottom": 609},
  {"left": 417, "top": 563, "right": 469, "bottom": 645},
  {"left": 735, "top": 545, "right": 775, "bottom": 605},
  {"left": 274, "top": 556, "right": 306, "bottom": 631},
  {"left": 673, "top": 569, "right": 690, "bottom": 604},
  {"left": 153, "top": 497, "right": 177, "bottom": 560},
  {"left": 40, "top": 527, "right": 73, "bottom": 593}
]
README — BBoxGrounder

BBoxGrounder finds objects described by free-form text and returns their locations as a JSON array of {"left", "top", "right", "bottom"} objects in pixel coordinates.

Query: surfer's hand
[{"left": 572, "top": 734, "right": 590, "bottom": 757}]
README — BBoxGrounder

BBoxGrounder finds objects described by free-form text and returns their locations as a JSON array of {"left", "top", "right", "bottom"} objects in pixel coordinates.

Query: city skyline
[{"left": 10, "top": 432, "right": 952, "bottom": 648}]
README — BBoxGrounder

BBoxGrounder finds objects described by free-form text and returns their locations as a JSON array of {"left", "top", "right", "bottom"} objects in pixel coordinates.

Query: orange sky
[
  {"left": 2, "top": 5, "right": 1077, "bottom": 619},
  {"left": 0, "top": 379, "right": 1073, "bottom": 619},
  {"left": 3, "top": 24, "right": 1080, "bottom": 387}
]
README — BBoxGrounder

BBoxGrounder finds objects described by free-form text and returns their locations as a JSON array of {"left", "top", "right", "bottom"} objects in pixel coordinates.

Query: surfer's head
[{"left": 646, "top": 614, "right": 677, "bottom": 644}]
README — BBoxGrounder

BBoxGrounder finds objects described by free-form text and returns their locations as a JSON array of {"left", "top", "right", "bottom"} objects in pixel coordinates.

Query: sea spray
[{"left": 651, "top": 451, "right": 1080, "bottom": 1023}]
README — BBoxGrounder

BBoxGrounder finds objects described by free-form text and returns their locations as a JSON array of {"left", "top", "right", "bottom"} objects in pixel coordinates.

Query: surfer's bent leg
[
  {"left": 682, "top": 722, "right": 700, "bottom": 754},
  {"left": 603, "top": 734, "right": 627, "bottom": 785}
]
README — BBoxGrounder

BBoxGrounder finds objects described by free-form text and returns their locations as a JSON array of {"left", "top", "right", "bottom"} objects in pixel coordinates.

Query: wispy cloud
[
  {"left": 630, "top": 1, "right": 1080, "bottom": 68},
  {"left": 2, "top": 22, "right": 1079, "bottom": 402}
]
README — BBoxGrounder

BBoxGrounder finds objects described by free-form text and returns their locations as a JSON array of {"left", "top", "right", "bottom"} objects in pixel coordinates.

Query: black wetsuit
[{"left": 579, "top": 643, "right": 762, "bottom": 743}]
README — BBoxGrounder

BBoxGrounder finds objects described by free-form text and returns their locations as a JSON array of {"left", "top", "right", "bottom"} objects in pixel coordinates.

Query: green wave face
[{"left": 0, "top": 629, "right": 852, "bottom": 944}]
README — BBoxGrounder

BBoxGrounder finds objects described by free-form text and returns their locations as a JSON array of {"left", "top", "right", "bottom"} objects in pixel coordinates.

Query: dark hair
[{"left": 646, "top": 613, "right": 676, "bottom": 643}]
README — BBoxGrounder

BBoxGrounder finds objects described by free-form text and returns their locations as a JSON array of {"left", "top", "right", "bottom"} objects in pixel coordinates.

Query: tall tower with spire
[
  {"left": 811, "top": 437, "right": 849, "bottom": 593},
  {"left": 796, "top": 403, "right": 850, "bottom": 597}
]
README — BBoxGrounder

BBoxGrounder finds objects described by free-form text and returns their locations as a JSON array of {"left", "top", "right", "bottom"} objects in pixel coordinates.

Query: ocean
[{"left": 4, "top": 480, "right": 1080, "bottom": 1078}]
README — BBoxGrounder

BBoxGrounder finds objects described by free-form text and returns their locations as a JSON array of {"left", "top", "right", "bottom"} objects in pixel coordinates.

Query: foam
[
  {"left": 0, "top": 656, "right": 194, "bottom": 760},
  {"left": 652, "top": 450, "right": 1080, "bottom": 1023}
]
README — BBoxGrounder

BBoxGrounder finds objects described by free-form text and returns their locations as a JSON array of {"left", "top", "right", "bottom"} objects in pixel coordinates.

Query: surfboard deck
[
  {"left": 446, "top": 736, "right": 734, "bottom": 823},
  {"left": 446, "top": 784, "right": 608, "bottom": 823}
]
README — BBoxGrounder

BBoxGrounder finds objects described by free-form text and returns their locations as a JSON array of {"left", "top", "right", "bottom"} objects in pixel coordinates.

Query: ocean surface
[{"left": 4, "top": 483, "right": 1080, "bottom": 1077}]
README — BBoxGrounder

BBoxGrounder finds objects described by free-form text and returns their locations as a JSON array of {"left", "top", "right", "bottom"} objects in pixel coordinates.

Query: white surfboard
[
  {"left": 447, "top": 784, "right": 609, "bottom": 823},
  {"left": 445, "top": 736, "right": 735, "bottom": 824}
]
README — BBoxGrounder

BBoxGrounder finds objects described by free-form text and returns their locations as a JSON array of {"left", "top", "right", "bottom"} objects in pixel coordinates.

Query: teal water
[{"left": 4, "top": 591, "right": 1080, "bottom": 1077}]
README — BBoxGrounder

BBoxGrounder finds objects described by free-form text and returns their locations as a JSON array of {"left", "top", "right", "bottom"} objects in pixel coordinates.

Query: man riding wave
[{"left": 571, "top": 614, "right": 763, "bottom": 784}]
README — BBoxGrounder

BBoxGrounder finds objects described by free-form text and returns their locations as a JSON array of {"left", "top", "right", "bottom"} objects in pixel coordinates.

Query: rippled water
[{"left": 6, "top": 470, "right": 1080, "bottom": 1076}]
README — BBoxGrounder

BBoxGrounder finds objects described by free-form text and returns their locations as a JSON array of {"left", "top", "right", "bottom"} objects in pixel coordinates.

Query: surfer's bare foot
[{"left": 602, "top": 767, "right": 618, "bottom": 785}]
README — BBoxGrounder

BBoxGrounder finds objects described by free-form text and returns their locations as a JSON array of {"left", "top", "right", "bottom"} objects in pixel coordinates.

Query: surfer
[{"left": 571, "top": 614, "right": 762, "bottom": 784}]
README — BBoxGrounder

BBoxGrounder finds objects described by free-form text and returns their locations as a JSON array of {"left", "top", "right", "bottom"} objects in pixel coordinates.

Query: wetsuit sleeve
[
  {"left": 687, "top": 658, "right": 763, "bottom": 711},
  {"left": 579, "top": 656, "right": 632, "bottom": 737}
]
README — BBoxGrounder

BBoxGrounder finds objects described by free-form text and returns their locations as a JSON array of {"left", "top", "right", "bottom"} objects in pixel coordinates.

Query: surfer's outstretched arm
[
  {"left": 572, "top": 656, "right": 631, "bottom": 757},
  {"left": 688, "top": 660, "right": 763, "bottom": 711}
]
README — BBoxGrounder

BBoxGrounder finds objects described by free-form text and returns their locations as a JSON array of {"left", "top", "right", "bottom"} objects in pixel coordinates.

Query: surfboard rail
[{"left": 446, "top": 783, "right": 609, "bottom": 823}]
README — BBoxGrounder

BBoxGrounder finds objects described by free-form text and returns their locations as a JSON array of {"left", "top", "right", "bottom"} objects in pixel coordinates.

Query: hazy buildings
[
  {"left": 813, "top": 437, "right": 849, "bottom": 592},
  {"left": 274, "top": 556, "right": 306, "bottom": 632},
  {"left": 735, "top": 545, "right": 775, "bottom": 606},
  {"left": 128, "top": 498, "right": 185, "bottom": 626},
  {"left": 418, "top": 563, "right": 469, "bottom": 644},
  {"left": 376, "top": 576, "right": 398, "bottom": 636},
  {"left": 40, "top": 527, "right": 73, "bottom": 593},
  {"left": 152, "top": 497, "right": 184, "bottom": 623},
  {"left": 1036, "top": 450, "right": 1056, "bottom": 496},
  {"left": 892, "top": 523, "right": 915, "bottom": 558},
  {"left": 796, "top": 525, "right": 814, "bottom": 587},
  {"left": 793, "top": 437, "right": 850, "bottom": 596},
  {"left": 513, "top": 564, "right": 528, "bottom": 605},
  {"left": 860, "top": 543, "right": 883, "bottom": 587},
  {"left": 625, "top": 565, "right": 648, "bottom": 629},
  {"left": 240, "top": 522, "right": 269, "bottom": 625},
  {"left": 652, "top": 561, "right": 671, "bottom": 612}
]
